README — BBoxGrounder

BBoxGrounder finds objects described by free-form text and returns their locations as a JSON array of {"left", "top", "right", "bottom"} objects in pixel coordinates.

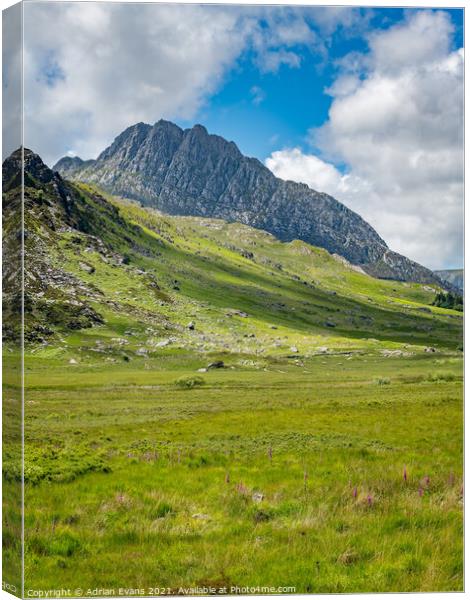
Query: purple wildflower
[
  {"left": 352, "top": 486, "right": 358, "bottom": 499},
  {"left": 236, "top": 481, "right": 248, "bottom": 495},
  {"left": 403, "top": 466, "right": 407, "bottom": 483},
  {"left": 367, "top": 494, "right": 373, "bottom": 507},
  {"left": 418, "top": 487, "right": 424, "bottom": 497}
]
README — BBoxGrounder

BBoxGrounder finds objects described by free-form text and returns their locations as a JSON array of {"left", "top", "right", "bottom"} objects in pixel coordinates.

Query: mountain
[
  {"left": 54, "top": 120, "right": 443, "bottom": 287},
  {"left": 434, "top": 269, "right": 463, "bottom": 292},
  {"left": 3, "top": 148, "right": 461, "bottom": 353}
]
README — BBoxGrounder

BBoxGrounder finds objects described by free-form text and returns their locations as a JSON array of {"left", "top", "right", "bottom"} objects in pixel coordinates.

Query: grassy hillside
[
  {"left": 3, "top": 173, "right": 463, "bottom": 593},
  {"left": 21, "top": 180, "right": 462, "bottom": 359}
]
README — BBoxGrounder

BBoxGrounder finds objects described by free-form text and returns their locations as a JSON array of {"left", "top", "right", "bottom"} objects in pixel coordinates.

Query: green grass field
[
  {"left": 3, "top": 178, "right": 463, "bottom": 594},
  {"left": 19, "top": 349, "right": 462, "bottom": 593}
]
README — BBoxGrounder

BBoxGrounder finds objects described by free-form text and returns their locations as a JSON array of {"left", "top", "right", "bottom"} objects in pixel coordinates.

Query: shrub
[
  {"left": 174, "top": 375, "right": 205, "bottom": 389},
  {"left": 426, "top": 371, "right": 458, "bottom": 383},
  {"left": 29, "top": 532, "right": 83, "bottom": 557},
  {"left": 251, "top": 509, "right": 273, "bottom": 523}
]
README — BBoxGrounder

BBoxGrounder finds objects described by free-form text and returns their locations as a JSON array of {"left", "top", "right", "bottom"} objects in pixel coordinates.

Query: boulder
[{"left": 207, "top": 361, "right": 225, "bottom": 369}]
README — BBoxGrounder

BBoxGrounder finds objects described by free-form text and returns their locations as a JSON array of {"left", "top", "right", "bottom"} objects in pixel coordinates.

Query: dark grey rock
[{"left": 207, "top": 360, "right": 225, "bottom": 369}]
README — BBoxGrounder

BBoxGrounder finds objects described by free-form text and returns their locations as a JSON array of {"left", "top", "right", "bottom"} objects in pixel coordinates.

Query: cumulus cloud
[
  {"left": 251, "top": 10, "right": 320, "bottom": 72},
  {"left": 267, "top": 11, "right": 463, "bottom": 270},
  {"left": 2, "top": 3, "right": 22, "bottom": 160},
  {"left": 267, "top": 148, "right": 344, "bottom": 192},
  {"left": 307, "top": 6, "right": 372, "bottom": 37},
  {"left": 22, "top": 3, "right": 251, "bottom": 164}
]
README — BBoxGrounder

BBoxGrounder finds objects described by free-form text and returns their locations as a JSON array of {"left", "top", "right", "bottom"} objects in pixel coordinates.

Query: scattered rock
[
  {"left": 69, "top": 358, "right": 78, "bottom": 365},
  {"left": 155, "top": 339, "right": 171, "bottom": 347},
  {"left": 325, "top": 321, "right": 336, "bottom": 328},
  {"left": 381, "top": 349, "right": 412, "bottom": 357},
  {"left": 192, "top": 513, "right": 210, "bottom": 520},
  {"left": 425, "top": 346, "right": 437, "bottom": 353},
  {"left": 187, "top": 321, "right": 195, "bottom": 330},
  {"left": 78, "top": 261, "right": 95, "bottom": 274},
  {"left": 290, "top": 346, "right": 298, "bottom": 353},
  {"left": 136, "top": 347, "right": 148, "bottom": 356},
  {"left": 111, "top": 337, "right": 128, "bottom": 346},
  {"left": 207, "top": 361, "right": 225, "bottom": 369},
  {"left": 252, "top": 492, "right": 264, "bottom": 503},
  {"left": 226, "top": 309, "right": 248, "bottom": 318},
  {"left": 197, "top": 368, "right": 208, "bottom": 373}
]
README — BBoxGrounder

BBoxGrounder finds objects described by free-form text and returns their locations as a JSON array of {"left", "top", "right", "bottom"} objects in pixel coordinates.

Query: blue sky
[{"left": 11, "top": 3, "right": 464, "bottom": 269}]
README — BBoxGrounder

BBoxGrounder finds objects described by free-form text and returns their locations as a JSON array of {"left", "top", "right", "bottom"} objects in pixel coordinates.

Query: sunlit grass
[{"left": 19, "top": 352, "right": 463, "bottom": 593}]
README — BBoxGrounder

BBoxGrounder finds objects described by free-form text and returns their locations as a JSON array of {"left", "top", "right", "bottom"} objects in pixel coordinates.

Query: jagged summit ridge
[{"left": 54, "top": 121, "right": 440, "bottom": 285}]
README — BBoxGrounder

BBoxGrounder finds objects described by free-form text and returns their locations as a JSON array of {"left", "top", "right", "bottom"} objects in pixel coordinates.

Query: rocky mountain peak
[
  {"left": 3, "top": 148, "right": 62, "bottom": 191},
  {"left": 53, "top": 120, "right": 446, "bottom": 287}
]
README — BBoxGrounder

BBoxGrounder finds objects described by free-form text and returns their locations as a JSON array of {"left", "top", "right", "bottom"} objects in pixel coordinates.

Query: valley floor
[{"left": 14, "top": 349, "right": 463, "bottom": 593}]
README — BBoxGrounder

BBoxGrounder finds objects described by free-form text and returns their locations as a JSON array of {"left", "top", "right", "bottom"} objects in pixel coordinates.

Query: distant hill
[
  {"left": 54, "top": 120, "right": 444, "bottom": 287},
  {"left": 434, "top": 269, "right": 463, "bottom": 292}
]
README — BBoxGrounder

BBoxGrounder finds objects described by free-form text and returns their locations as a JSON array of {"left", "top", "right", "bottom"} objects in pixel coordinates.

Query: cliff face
[{"left": 54, "top": 120, "right": 443, "bottom": 286}]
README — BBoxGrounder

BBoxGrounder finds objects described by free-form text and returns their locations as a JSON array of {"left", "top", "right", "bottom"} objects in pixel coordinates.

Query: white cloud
[
  {"left": 308, "top": 6, "right": 372, "bottom": 37},
  {"left": 368, "top": 10, "right": 454, "bottom": 73},
  {"left": 2, "top": 3, "right": 22, "bottom": 160},
  {"left": 250, "top": 86, "right": 266, "bottom": 106},
  {"left": 251, "top": 10, "right": 320, "bottom": 72},
  {"left": 268, "top": 11, "right": 463, "bottom": 270},
  {"left": 266, "top": 148, "right": 344, "bottom": 193}
]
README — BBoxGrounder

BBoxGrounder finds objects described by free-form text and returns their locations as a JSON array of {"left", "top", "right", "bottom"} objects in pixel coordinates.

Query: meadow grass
[{"left": 20, "top": 351, "right": 463, "bottom": 593}]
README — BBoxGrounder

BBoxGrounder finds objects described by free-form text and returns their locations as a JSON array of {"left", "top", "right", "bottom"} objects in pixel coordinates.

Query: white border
[{"left": 0, "top": 2, "right": 465, "bottom": 600}]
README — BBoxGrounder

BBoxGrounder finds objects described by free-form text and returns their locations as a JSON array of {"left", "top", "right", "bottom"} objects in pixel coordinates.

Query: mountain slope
[
  {"left": 4, "top": 149, "right": 462, "bottom": 356},
  {"left": 434, "top": 269, "right": 463, "bottom": 292},
  {"left": 54, "top": 120, "right": 443, "bottom": 287}
]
